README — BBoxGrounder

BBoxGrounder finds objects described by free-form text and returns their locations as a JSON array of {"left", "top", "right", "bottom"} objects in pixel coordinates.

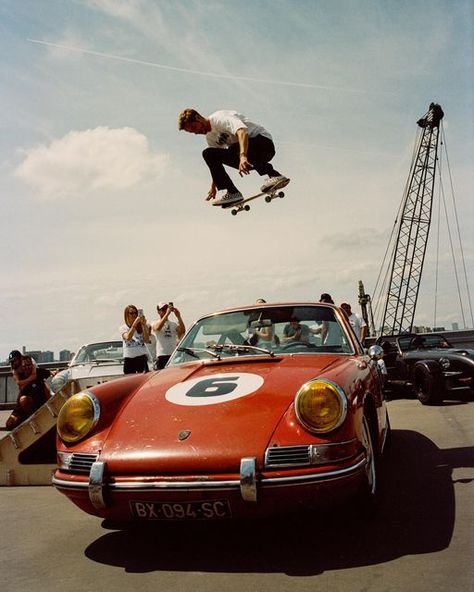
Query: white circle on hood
[{"left": 165, "top": 372, "right": 264, "bottom": 406}]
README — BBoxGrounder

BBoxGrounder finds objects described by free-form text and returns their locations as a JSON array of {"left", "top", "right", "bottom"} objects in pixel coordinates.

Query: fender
[{"left": 412, "top": 359, "right": 442, "bottom": 379}]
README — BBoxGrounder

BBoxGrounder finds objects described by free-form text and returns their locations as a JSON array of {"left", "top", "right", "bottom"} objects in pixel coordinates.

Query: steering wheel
[{"left": 279, "top": 341, "right": 314, "bottom": 351}]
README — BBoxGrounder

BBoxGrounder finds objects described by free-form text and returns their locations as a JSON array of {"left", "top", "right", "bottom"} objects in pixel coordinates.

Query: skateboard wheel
[
  {"left": 231, "top": 209, "right": 238, "bottom": 216},
  {"left": 244, "top": 205, "right": 250, "bottom": 211},
  {"left": 279, "top": 192, "right": 284, "bottom": 198},
  {"left": 265, "top": 195, "right": 272, "bottom": 203}
]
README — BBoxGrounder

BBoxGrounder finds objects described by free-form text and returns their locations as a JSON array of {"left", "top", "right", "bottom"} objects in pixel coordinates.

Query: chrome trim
[
  {"left": 52, "top": 477, "right": 90, "bottom": 489},
  {"left": 69, "top": 452, "right": 98, "bottom": 474},
  {"left": 53, "top": 457, "right": 366, "bottom": 493},
  {"left": 240, "top": 457, "right": 257, "bottom": 502},
  {"left": 265, "top": 445, "right": 311, "bottom": 467},
  {"left": 88, "top": 461, "right": 107, "bottom": 509},
  {"left": 264, "top": 440, "right": 357, "bottom": 468}
]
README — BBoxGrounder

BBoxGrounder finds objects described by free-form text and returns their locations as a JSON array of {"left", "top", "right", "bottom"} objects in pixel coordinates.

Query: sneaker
[
  {"left": 260, "top": 175, "right": 290, "bottom": 193},
  {"left": 212, "top": 190, "right": 244, "bottom": 207}
]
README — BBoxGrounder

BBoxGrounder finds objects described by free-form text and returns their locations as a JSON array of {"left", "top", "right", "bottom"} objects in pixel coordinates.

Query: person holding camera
[
  {"left": 120, "top": 305, "right": 151, "bottom": 374},
  {"left": 152, "top": 302, "right": 186, "bottom": 369},
  {"left": 6, "top": 350, "right": 51, "bottom": 430}
]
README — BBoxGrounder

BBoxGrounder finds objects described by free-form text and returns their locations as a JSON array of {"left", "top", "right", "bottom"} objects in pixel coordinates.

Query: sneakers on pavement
[
  {"left": 260, "top": 175, "right": 290, "bottom": 193},
  {"left": 212, "top": 191, "right": 244, "bottom": 207}
]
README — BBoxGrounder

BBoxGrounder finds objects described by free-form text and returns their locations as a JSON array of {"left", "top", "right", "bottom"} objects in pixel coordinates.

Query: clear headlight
[
  {"left": 295, "top": 379, "right": 347, "bottom": 434},
  {"left": 57, "top": 391, "right": 100, "bottom": 444}
]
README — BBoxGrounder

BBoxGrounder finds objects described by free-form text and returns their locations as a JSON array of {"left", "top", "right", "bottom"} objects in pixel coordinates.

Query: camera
[
  {"left": 137, "top": 308, "right": 143, "bottom": 317},
  {"left": 168, "top": 302, "right": 174, "bottom": 309}
]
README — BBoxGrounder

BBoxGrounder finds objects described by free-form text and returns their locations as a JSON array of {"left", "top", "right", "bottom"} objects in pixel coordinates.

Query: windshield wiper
[
  {"left": 210, "top": 344, "right": 275, "bottom": 357},
  {"left": 177, "top": 347, "right": 221, "bottom": 360}
]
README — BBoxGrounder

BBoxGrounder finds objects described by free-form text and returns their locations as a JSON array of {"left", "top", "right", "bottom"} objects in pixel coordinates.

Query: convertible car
[
  {"left": 49, "top": 341, "right": 125, "bottom": 394},
  {"left": 377, "top": 333, "right": 474, "bottom": 405},
  {"left": 53, "top": 303, "right": 390, "bottom": 522}
]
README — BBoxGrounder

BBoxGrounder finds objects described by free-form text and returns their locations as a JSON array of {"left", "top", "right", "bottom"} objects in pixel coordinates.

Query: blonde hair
[
  {"left": 124, "top": 304, "right": 142, "bottom": 332},
  {"left": 178, "top": 108, "right": 200, "bottom": 130}
]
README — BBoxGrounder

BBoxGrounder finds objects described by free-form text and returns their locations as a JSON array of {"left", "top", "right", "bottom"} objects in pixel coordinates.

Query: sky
[{"left": 1, "top": 0, "right": 473, "bottom": 360}]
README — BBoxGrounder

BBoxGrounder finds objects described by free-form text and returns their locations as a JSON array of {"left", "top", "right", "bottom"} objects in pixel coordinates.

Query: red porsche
[{"left": 53, "top": 302, "right": 390, "bottom": 522}]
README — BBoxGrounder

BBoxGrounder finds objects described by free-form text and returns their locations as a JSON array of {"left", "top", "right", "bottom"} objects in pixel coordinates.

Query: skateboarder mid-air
[{"left": 178, "top": 108, "right": 289, "bottom": 207}]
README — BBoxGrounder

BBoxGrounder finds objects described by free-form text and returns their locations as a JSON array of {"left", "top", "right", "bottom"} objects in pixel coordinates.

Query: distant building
[
  {"left": 452, "top": 322, "right": 459, "bottom": 331},
  {"left": 433, "top": 327, "right": 446, "bottom": 332},
  {"left": 59, "top": 350, "right": 72, "bottom": 361},
  {"left": 24, "top": 350, "right": 56, "bottom": 362},
  {"left": 26, "top": 350, "right": 42, "bottom": 362},
  {"left": 40, "top": 351, "right": 54, "bottom": 363}
]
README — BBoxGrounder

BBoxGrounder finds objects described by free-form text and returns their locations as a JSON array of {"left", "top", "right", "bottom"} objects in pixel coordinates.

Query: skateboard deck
[{"left": 220, "top": 178, "right": 290, "bottom": 216}]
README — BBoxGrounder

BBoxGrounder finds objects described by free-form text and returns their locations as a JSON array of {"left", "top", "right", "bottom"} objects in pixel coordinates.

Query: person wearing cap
[
  {"left": 340, "top": 302, "right": 368, "bottom": 343},
  {"left": 152, "top": 302, "right": 186, "bottom": 369},
  {"left": 6, "top": 350, "right": 51, "bottom": 430}
]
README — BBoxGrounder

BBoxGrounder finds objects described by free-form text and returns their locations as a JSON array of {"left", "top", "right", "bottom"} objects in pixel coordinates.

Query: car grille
[
  {"left": 265, "top": 445, "right": 311, "bottom": 467},
  {"left": 68, "top": 453, "right": 98, "bottom": 474}
]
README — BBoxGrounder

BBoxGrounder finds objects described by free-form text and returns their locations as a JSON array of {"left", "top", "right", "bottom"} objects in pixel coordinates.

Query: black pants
[
  {"left": 123, "top": 355, "right": 149, "bottom": 374},
  {"left": 202, "top": 135, "right": 280, "bottom": 192},
  {"left": 154, "top": 355, "right": 171, "bottom": 370}
]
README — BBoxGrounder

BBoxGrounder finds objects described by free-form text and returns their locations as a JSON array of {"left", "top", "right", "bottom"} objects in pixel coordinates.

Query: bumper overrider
[{"left": 53, "top": 441, "right": 368, "bottom": 517}]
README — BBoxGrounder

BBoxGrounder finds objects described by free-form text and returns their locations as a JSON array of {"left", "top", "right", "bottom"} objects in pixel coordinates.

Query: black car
[{"left": 376, "top": 334, "right": 474, "bottom": 405}]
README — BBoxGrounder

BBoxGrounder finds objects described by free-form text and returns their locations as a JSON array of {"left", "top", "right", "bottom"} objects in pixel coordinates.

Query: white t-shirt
[
  {"left": 206, "top": 110, "right": 272, "bottom": 149},
  {"left": 120, "top": 324, "right": 149, "bottom": 358},
  {"left": 348, "top": 313, "right": 367, "bottom": 340},
  {"left": 153, "top": 320, "right": 179, "bottom": 356}
]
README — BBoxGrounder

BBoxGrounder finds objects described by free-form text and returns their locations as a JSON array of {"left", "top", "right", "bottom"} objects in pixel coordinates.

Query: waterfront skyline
[{"left": 1, "top": 1, "right": 473, "bottom": 360}]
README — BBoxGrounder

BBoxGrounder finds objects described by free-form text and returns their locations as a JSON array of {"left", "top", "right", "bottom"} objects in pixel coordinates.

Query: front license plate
[{"left": 130, "top": 499, "right": 232, "bottom": 520}]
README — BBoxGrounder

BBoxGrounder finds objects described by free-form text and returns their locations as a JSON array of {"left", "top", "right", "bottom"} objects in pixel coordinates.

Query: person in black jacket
[{"left": 5, "top": 350, "right": 51, "bottom": 430}]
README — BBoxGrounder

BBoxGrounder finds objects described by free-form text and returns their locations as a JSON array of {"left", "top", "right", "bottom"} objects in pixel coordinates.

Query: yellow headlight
[
  {"left": 295, "top": 380, "right": 347, "bottom": 434},
  {"left": 57, "top": 392, "right": 99, "bottom": 444}
]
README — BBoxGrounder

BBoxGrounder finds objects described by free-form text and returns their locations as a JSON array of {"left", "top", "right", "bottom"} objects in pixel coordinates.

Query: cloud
[{"left": 14, "top": 127, "right": 168, "bottom": 200}]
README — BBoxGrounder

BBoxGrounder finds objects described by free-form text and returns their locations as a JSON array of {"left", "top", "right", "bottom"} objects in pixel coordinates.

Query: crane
[{"left": 379, "top": 102, "right": 444, "bottom": 335}]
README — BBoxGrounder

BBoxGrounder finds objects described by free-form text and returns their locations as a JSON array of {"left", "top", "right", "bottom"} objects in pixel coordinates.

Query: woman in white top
[{"left": 120, "top": 305, "right": 151, "bottom": 374}]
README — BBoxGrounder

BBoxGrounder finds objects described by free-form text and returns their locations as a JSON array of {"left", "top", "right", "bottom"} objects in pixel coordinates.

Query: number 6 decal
[{"left": 166, "top": 373, "right": 264, "bottom": 406}]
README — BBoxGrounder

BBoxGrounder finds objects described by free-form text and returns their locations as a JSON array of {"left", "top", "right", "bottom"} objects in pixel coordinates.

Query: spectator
[
  {"left": 152, "top": 302, "right": 186, "bottom": 369},
  {"left": 282, "top": 317, "right": 310, "bottom": 343},
  {"left": 249, "top": 299, "right": 278, "bottom": 348},
  {"left": 310, "top": 293, "right": 335, "bottom": 343},
  {"left": 319, "top": 293, "right": 334, "bottom": 304},
  {"left": 340, "top": 302, "right": 368, "bottom": 343},
  {"left": 120, "top": 305, "right": 151, "bottom": 374},
  {"left": 6, "top": 350, "right": 51, "bottom": 430}
]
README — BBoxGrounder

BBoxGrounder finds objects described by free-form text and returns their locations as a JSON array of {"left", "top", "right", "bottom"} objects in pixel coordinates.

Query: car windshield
[
  {"left": 399, "top": 334, "right": 452, "bottom": 351},
  {"left": 170, "top": 305, "right": 354, "bottom": 365},
  {"left": 72, "top": 341, "right": 123, "bottom": 365}
]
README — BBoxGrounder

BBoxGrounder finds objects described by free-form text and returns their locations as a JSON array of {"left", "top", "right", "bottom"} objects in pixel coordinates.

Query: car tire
[
  {"left": 360, "top": 414, "right": 377, "bottom": 501},
  {"left": 414, "top": 365, "right": 443, "bottom": 405}
]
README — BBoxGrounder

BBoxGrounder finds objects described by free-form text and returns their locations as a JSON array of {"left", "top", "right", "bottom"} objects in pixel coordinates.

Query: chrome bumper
[{"left": 52, "top": 456, "right": 367, "bottom": 510}]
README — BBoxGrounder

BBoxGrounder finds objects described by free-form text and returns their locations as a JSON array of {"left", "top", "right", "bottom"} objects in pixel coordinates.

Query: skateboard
[{"left": 221, "top": 178, "right": 290, "bottom": 216}]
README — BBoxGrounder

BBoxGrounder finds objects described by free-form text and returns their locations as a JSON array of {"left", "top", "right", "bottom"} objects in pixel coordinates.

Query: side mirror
[{"left": 368, "top": 344, "right": 383, "bottom": 360}]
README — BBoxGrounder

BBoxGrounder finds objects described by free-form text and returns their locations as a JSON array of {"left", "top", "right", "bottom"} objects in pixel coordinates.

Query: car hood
[
  {"left": 100, "top": 355, "right": 346, "bottom": 474},
  {"left": 69, "top": 362, "right": 123, "bottom": 379}
]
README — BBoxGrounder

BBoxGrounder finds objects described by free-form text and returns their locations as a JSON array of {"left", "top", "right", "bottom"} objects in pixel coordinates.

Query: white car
[{"left": 50, "top": 341, "right": 125, "bottom": 394}]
